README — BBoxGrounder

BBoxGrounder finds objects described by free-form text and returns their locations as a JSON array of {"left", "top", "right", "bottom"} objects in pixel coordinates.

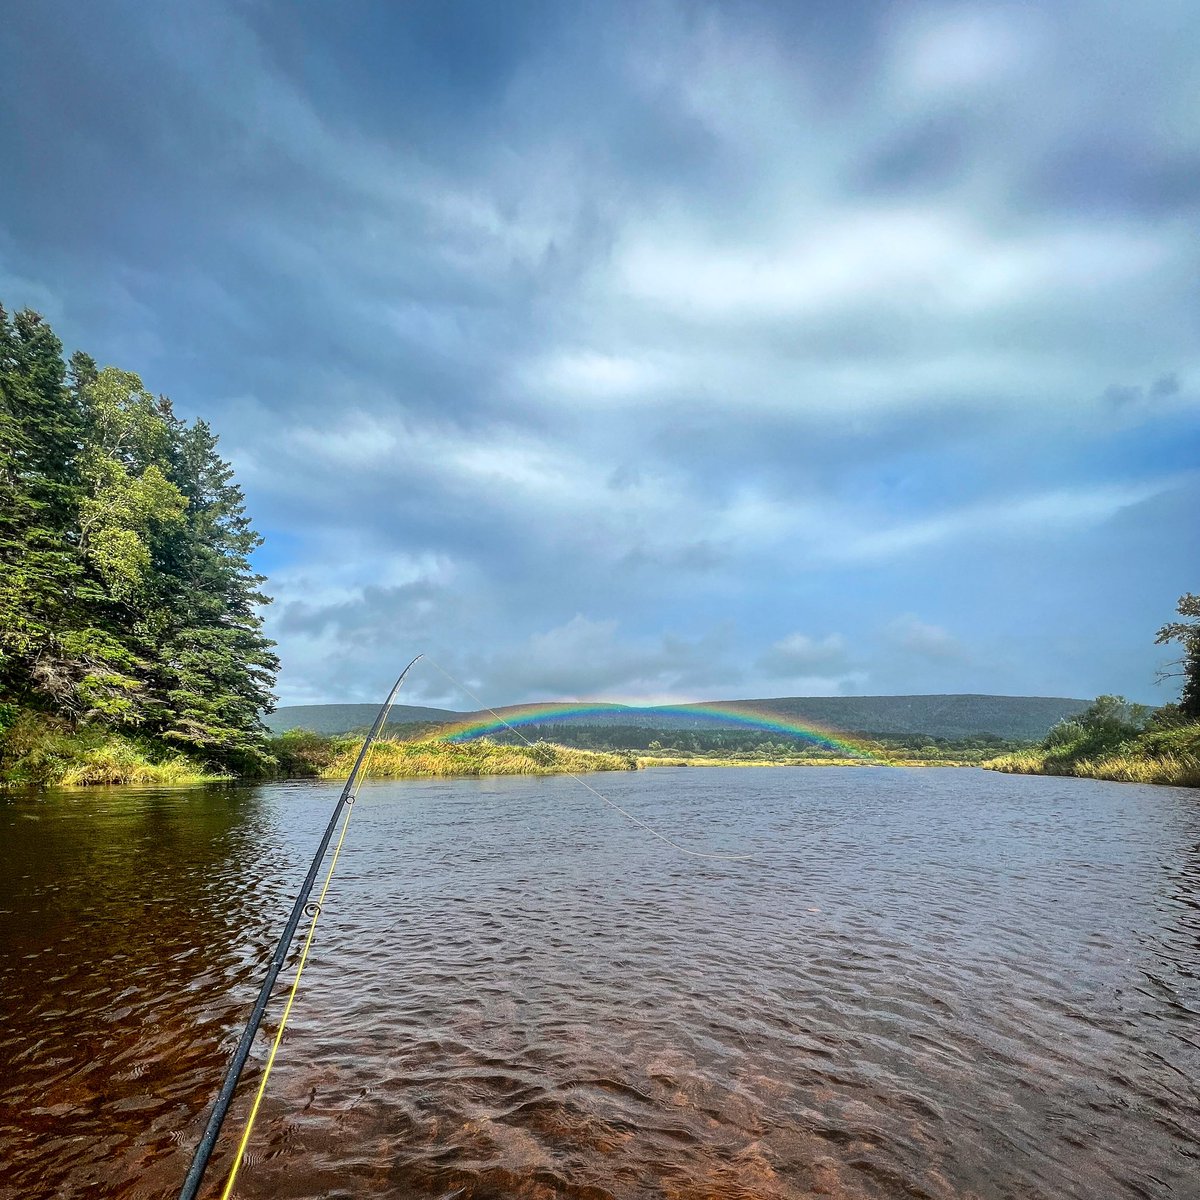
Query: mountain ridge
[{"left": 264, "top": 694, "right": 1090, "bottom": 742}]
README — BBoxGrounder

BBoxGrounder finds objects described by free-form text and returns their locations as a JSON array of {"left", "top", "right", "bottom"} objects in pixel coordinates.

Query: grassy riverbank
[
  {"left": 985, "top": 748, "right": 1199, "bottom": 786},
  {"left": 2, "top": 721, "right": 637, "bottom": 787},
  {"left": 270, "top": 730, "right": 996, "bottom": 778},
  {"left": 984, "top": 704, "right": 1200, "bottom": 788},
  {"left": 318, "top": 736, "right": 637, "bottom": 779},
  {"left": 270, "top": 730, "right": 637, "bottom": 779},
  {"left": 0, "top": 712, "right": 225, "bottom": 787},
  {"left": 637, "top": 754, "right": 975, "bottom": 768},
  {"left": 270, "top": 730, "right": 1010, "bottom": 778},
  {"left": 636, "top": 746, "right": 999, "bottom": 768},
  {"left": 638, "top": 753, "right": 877, "bottom": 768}
]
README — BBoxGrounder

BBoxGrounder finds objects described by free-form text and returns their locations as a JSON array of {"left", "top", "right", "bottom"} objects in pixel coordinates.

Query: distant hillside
[
  {"left": 687, "top": 695, "right": 1090, "bottom": 741},
  {"left": 266, "top": 694, "right": 1088, "bottom": 742},
  {"left": 262, "top": 702, "right": 460, "bottom": 734}
]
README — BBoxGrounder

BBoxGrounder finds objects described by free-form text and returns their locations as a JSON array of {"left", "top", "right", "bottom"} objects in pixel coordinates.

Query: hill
[
  {"left": 687, "top": 695, "right": 1089, "bottom": 741},
  {"left": 266, "top": 694, "right": 1088, "bottom": 742},
  {"left": 262, "top": 702, "right": 460, "bottom": 734}
]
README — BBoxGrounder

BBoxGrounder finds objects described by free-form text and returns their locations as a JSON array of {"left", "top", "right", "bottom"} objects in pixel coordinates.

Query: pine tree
[
  {"left": 0, "top": 302, "right": 278, "bottom": 766},
  {"left": 152, "top": 417, "right": 279, "bottom": 766},
  {"left": 0, "top": 306, "right": 87, "bottom": 708}
]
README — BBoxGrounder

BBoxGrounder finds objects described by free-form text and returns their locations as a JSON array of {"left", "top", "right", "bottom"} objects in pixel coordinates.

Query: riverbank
[
  {"left": 1, "top": 720, "right": 638, "bottom": 787},
  {"left": 0, "top": 713, "right": 224, "bottom": 787},
  {"left": 636, "top": 745, "right": 998, "bottom": 768},
  {"left": 638, "top": 753, "right": 876, "bottom": 767},
  {"left": 984, "top": 721, "right": 1200, "bottom": 787},
  {"left": 319, "top": 736, "right": 637, "bottom": 778},
  {"left": 3, "top": 718, "right": 1002, "bottom": 788},
  {"left": 292, "top": 733, "right": 986, "bottom": 778}
]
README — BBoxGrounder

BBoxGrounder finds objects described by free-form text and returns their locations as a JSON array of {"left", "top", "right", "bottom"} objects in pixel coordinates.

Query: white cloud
[
  {"left": 528, "top": 350, "right": 665, "bottom": 399},
  {"left": 889, "top": 7, "right": 1045, "bottom": 99},
  {"left": 757, "top": 632, "right": 851, "bottom": 676},
  {"left": 883, "top": 615, "right": 968, "bottom": 664},
  {"left": 833, "top": 480, "right": 1180, "bottom": 563}
]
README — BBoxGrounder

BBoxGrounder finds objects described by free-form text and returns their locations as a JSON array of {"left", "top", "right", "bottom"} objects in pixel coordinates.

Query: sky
[{"left": 1, "top": 0, "right": 1197, "bottom": 709}]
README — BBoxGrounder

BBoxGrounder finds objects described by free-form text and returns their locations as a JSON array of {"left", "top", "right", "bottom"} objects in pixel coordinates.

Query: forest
[{"left": 0, "top": 304, "right": 277, "bottom": 784}]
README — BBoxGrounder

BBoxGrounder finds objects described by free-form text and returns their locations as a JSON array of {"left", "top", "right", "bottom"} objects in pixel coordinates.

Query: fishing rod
[{"left": 177, "top": 654, "right": 423, "bottom": 1200}]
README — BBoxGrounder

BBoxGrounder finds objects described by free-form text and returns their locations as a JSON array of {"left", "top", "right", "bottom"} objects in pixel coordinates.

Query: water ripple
[{"left": 1, "top": 769, "right": 1198, "bottom": 1199}]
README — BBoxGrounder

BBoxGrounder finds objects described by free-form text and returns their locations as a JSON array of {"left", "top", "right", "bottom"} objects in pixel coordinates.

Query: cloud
[
  {"left": 2, "top": 0, "right": 1198, "bottom": 707},
  {"left": 1102, "top": 371, "right": 1193, "bottom": 416},
  {"left": 420, "top": 616, "right": 748, "bottom": 707},
  {"left": 757, "top": 632, "right": 852, "bottom": 677},
  {"left": 883, "top": 616, "right": 968, "bottom": 665},
  {"left": 827, "top": 480, "right": 1181, "bottom": 564}
]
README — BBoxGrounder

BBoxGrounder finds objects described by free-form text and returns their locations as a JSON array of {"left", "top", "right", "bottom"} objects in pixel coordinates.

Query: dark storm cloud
[{"left": 2, "top": 0, "right": 1197, "bottom": 705}]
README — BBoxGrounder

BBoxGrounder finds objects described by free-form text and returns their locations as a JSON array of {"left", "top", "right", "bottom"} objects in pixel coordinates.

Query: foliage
[
  {"left": 1038, "top": 694, "right": 1149, "bottom": 761},
  {"left": 984, "top": 735, "right": 1200, "bottom": 788},
  {"left": 266, "top": 728, "right": 342, "bottom": 777},
  {"left": 985, "top": 696, "right": 1199, "bottom": 789},
  {"left": 319, "top": 736, "right": 637, "bottom": 780},
  {"left": 1156, "top": 592, "right": 1200, "bottom": 718},
  {"left": 984, "top": 593, "right": 1200, "bottom": 789},
  {"left": 483, "top": 722, "right": 1025, "bottom": 764},
  {"left": 0, "top": 302, "right": 277, "bottom": 776},
  {"left": 58, "top": 743, "right": 219, "bottom": 787},
  {"left": 0, "top": 709, "right": 218, "bottom": 786}
]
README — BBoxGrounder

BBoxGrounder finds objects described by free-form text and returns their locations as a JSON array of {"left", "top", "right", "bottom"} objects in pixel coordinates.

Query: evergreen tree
[
  {"left": 152, "top": 417, "right": 278, "bottom": 766},
  {"left": 0, "top": 305, "right": 87, "bottom": 707},
  {"left": 0, "top": 302, "right": 278, "bottom": 765},
  {"left": 70, "top": 366, "right": 188, "bottom": 723}
]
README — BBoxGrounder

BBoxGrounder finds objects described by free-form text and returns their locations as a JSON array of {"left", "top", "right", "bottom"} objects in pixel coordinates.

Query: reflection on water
[{"left": 1, "top": 769, "right": 1197, "bottom": 1199}]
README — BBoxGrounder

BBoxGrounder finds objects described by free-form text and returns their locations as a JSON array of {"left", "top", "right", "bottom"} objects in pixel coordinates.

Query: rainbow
[{"left": 436, "top": 701, "right": 885, "bottom": 760}]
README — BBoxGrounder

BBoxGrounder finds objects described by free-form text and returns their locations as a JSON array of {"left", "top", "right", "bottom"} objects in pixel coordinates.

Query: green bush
[{"left": 265, "top": 729, "right": 341, "bottom": 777}]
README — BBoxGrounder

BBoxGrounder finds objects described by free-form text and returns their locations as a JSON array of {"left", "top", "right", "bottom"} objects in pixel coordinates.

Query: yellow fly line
[
  {"left": 179, "top": 650, "right": 753, "bottom": 1198},
  {"left": 175, "top": 657, "right": 425, "bottom": 1200},
  {"left": 217, "top": 782, "right": 359, "bottom": 1198}
]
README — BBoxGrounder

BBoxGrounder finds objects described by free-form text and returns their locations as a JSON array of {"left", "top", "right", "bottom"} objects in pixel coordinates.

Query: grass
[
  {"left": 319, "top": 736, "right": 638, "bottom": 780},
  {"left": 636, "top": 751, "right": 983, "bottom": 768},
  {"left": 271, "top": 727, "right": 1023, "bottom": 777},
  {"left": 0, "top": 711, "right": 222, "bottom": 787},
  {"left": 985, "top": 719, "right": 1200, "bottom": 788},
  {"left": 57, "top": 744, "right": 225, "bottom": 787},
  {"left": 639, "top": 753, "right": 887, "bottom": 768},
  {"left": 985, "top": 746, "right": 1200, "bottom": 787}
]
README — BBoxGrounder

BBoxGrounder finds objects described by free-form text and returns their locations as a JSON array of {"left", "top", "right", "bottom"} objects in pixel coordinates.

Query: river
[{"left": 1, "top": 767, "right": 1197, "bottom": 1199}]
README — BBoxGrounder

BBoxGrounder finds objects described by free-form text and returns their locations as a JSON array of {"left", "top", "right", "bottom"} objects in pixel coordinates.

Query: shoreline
[
  {"left": 983, "top": 748, "right": 1199, "bottom": 788},
  {"left": 22, "top": 731, "right": 1197, "bottom": 789}
]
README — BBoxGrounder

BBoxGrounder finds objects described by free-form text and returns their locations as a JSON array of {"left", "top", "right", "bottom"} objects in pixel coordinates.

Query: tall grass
[
  {"left": 1, "top": 710, "right": 222, "bottom": 787},
  {"left": 985, "top": 719, "right": 1200, "bottom": 788},
  {"left": 58, "top": 744, "right": 224, "bottom": 787},
  {"left": 637, "top": 753, "right": 893, "bottom": 768},
  {"left": 320, "top": 737, "right": 637, "bottom": 780}
]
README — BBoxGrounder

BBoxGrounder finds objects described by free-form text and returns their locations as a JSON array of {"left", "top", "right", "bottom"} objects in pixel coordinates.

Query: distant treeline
[
  {"left": 266, "top": 694, "right": 1097, "bottom": 743},
  {"left": 480, "top": 723, "right": 1025, "bottom": 757},
  {"left": 0, "top": 303, "right": 277, "bottom": 783}
]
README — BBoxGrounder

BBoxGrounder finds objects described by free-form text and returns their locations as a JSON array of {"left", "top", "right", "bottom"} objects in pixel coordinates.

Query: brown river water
[{"left": 1, "top": 768, "right": 1197, "bottom": 1200}]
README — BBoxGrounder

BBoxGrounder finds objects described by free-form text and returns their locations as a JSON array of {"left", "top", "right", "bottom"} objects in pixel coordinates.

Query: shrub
[{"left": 266, "top": 729, "right": 341, "bottom": 777}]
